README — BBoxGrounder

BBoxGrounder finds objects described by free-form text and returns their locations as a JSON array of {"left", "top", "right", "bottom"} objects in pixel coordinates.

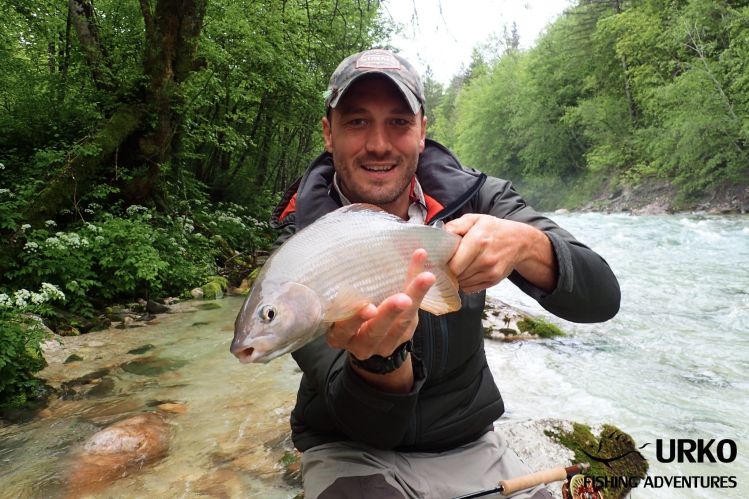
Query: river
[
  {"left": 0, "top": 213, "right": 747, "bottom": 498},
  {"left": 487, "top": 213, "right": 749, "bottom": 498}
]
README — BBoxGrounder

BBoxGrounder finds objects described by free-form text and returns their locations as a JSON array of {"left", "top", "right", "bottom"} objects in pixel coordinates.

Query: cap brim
[{"left": 328, "top": 72, "right": 422, "bottom": 114}]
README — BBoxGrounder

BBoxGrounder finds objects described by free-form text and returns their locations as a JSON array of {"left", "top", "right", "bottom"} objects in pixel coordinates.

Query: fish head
[{"left": 230, "top": 280, "right": 323, "bottom": 363}]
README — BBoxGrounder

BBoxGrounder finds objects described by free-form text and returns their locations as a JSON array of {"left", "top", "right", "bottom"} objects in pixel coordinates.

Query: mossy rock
[
  {"left": 516, "top": 317, "right": 565, "bottom": 338},
  {"left": 547, "top": 423, "right": 648, "bottom": 499},
  {"left": 279, "top": 450, "right": 302, "bottom": 487},
  {"left": 206, "top": 275, "right": 229, "bottom": 291},
  {"left": 201, "top": 275, "right": 229, "bottom": 300},
  {"left": 201, "top": 281, "right": 224, "bottom": 300},
  {"left": 57, "top": 325, "right": 81, "bottom": 337}
]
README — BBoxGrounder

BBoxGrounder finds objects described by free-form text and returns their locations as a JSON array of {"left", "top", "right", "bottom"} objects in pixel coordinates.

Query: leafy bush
[
  {"left": 6, "top": 195, "right": 272, "bottom": 316},
  {"left": 0, "top": 284, "right": 65, "bottom": 408}
]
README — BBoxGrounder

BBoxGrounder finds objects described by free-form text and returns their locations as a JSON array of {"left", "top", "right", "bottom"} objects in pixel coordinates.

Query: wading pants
[{"left": 301, "top": 431, "right": 554, "bottom": 499}]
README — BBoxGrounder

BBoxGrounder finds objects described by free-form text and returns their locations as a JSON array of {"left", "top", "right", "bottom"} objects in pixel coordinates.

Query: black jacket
[{"left": 270, "top": 139, "right": 620, "bottom": 453}]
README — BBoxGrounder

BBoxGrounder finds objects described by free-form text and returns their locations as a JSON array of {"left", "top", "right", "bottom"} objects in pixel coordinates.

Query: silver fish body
[{"left": 230, "top": 204, "right": 462, "bottom": 363}]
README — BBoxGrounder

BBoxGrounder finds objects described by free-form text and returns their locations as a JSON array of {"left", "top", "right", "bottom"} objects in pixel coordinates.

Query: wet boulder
[{"left": 67, "top": 412, "right": 171, "bottom": 493}]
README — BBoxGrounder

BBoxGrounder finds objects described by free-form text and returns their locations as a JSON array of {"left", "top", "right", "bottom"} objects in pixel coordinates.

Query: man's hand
[
  {"left": 327, "top": 249, "right": 435, "bottom": 359},
  {"left": 326, "top": 249, "right": 435, "bottom": 393},
  {"left": 445, "top": 214, "right": 557, "bottom": 294}
]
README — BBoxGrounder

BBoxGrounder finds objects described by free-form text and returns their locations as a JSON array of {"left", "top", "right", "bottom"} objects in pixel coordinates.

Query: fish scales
[{"left": 230, "top": 204, "right": 462, "bottom": 363}]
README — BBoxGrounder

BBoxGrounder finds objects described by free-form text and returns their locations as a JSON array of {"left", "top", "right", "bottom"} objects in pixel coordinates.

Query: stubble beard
[{"left": 335, "top": 154, "right": 417, "bottom": 207}]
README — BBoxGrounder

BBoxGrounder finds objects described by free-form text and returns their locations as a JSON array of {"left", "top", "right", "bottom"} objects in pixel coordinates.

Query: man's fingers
[
  {"left": 405, "top": 248, "right": 428, "bottom": 284},
  {"left": 444, "top": 213, "right": 479, "bottom": 236},
  {"left": 448, "top": 241, "right": 480, "bottom": 279},
  {"left": 404, "top": 271, "right": 436, "bottom": 310},
  {"left": 359, "top": 293, "right": 412, "bottom": 340}
]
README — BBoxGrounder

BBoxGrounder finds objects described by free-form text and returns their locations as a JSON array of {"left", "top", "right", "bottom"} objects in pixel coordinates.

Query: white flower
[
  {"left": 85, "top": 222, "right": 103, "bottom": 233},
  {"left": 41, "top": 282, "right": 65, "bottom": 301},
  {"left": 83, "top": 208, "right": 94, "bottom": 215},
  {"left": 126, "top": 205, "right": 148, "bottom": 216},
  {"left": 45, "top": 220, "right": 57, "bottom": 227},
  {"left": 0, "top": 162, "right": 5, "bottom": 170},
  {"left": 14, "top": 289, "right": 31, "bottom": 308},
  {"left": 24, "top": 241, "right": 39, "bottom": 252},
  {"left": 45, "top": 236, "right": 61, "bottom": 249},
  {"left": 0, "top": 188, "right": 10, "bottom": 195},
  {"left": 21, "top": 224, "right": 31, "bottom": 231},
  {"left": 0, "top": 293, "right": 11, "bottom": 308}
]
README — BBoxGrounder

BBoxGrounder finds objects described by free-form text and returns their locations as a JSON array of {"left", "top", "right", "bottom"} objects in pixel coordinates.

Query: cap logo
[{"left": 355, "top": 50, "right": 401, "bottom": 70}]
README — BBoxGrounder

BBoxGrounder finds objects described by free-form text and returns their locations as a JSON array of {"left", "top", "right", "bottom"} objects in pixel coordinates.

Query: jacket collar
[{"left": 271, "top": 139, "right": 486, "bottom": 229}]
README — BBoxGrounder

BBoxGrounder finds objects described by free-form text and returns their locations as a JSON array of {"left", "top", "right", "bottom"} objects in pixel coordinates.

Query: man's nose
[{"left": 365, "top": 123, "right": 391, "bottom": 156}]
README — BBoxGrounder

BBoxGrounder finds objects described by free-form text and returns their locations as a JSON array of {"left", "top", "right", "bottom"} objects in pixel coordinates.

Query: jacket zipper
[{"left": 427, "top": 173, "right": 487, "bottom": 225}]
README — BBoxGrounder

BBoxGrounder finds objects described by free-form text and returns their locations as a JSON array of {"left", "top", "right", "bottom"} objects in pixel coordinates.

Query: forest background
[{"left": 1, "top": 0, "right": 747, "bottom": 407}]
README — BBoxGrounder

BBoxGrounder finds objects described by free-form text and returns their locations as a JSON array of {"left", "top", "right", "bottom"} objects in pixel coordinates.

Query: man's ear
[
  {"left": 322, "top": 116, "right": 333, "bottom": 153},
  {"left": 419, "top": 114, "right": 427, "bottom": 152}
]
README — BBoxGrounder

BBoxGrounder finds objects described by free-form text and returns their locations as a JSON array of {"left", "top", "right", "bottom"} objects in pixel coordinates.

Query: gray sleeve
[{"left": 475, "top": 177, "right": 620, "bottom": 323}]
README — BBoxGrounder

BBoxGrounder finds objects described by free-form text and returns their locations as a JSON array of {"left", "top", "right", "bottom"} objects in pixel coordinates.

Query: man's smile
[{"left": 361, "top": 162, "right": 397, "bottom": 173}]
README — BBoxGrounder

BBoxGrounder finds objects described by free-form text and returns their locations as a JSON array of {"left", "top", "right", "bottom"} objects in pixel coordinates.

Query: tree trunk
[
  {"left": 22, "top": 0, "right": 208, "bottom": 223},
  {"left": 128, "top": 0, "right": 208, "bottom": 203}
]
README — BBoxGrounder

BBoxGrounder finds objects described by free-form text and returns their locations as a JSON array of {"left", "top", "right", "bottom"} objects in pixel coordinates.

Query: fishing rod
[{"left": 453, "top": 462, "right": 590, "bottom": 499}]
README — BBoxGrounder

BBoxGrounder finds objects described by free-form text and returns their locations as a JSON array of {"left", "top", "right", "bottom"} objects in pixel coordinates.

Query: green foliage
[
  {"left": 0, "top": 314, "right": 48, "bottom": 408},
  {"left": 0, "top": 0, "right": 392, "bottom": 411},
  {"left": 0, "top": 284, "right": 64, "bottom": 408},
  {"left": 516, "top": 317, "right": 565, "bottom": 338},
  {"left": 433, "top": 0, "right": 748, "bottom": 205},
  {"left": 7, "top": 194, "right": 272, "bottom": 315}
]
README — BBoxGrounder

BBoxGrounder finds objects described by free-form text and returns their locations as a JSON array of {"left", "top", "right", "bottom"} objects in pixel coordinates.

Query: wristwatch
[{"left": 349, "top": 340, "right": 412, "bottom": 375}]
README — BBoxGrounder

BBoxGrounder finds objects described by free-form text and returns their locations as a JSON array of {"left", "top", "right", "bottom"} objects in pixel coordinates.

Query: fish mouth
[{"left": 233, "top": 346, "right": 256, "bottom": 364}]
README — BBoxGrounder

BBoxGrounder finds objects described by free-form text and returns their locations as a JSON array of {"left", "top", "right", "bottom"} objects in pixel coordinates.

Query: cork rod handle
[{"left": 499, "top": 467, "right": 568, "bottom": 495}]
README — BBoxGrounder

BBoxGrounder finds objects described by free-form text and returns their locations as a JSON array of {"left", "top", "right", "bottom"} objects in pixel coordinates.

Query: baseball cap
[{"left": 324, "top": 49, "right": 425, "bottom": 114}]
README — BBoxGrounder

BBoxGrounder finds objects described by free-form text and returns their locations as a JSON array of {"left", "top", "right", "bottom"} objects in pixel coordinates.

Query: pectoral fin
[{"left": 321, "top": 286, "right": 371, "bottom": 323}]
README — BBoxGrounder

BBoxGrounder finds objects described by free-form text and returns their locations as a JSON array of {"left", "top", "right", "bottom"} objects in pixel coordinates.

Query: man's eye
[
  {"left": 391, "top": 118, "right": 411, "bottom": 126},
  {"left": 347, "top": 118, "right": 367, "bottom": 127}
]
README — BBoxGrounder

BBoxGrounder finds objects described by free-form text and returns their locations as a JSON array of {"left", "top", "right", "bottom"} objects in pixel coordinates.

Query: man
[{"left": 270, "top": 48, "right": 620, "bottom": 498}]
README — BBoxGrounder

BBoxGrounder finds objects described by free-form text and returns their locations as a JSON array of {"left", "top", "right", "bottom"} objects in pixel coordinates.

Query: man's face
[{"left": 322, "top": 75, "right": 426, "bottom": 217}]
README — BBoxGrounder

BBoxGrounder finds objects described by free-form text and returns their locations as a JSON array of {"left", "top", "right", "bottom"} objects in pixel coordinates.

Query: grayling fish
[{"left": 230, "top": 203, "right": 462, "bottom": 363}]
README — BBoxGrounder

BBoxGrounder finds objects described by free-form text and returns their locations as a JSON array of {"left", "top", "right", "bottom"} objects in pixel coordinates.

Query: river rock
[
  {"left": 190, "top": 287, "right": 204, "bottom": 299},
  {"left": 157, "top": 402, "right": 187, "bottom": 414},
  {"left": 146, "top": 300, "right": 170, "bottom": 314},
  {"left": 67, "top": 412, "right": 171, "bottom": 494}
]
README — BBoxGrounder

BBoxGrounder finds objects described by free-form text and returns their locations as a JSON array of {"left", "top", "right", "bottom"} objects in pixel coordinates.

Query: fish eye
[{"left": 258, "top": 305, "right": 277, "bottom": 323}]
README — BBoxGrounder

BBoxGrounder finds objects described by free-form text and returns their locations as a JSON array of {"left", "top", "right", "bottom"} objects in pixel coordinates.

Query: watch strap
[{"left": 349, "top": 340, "right": 412, "bottom": 375}]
